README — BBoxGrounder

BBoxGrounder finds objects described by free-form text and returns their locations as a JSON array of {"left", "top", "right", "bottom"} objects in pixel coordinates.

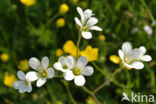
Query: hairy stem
[
  {"left": 93, "top": 67, "right": 122, "bottom": 93},
  {"left": 62, "top": 80, "right": 77, "bottom": 104},
  {"left": 76, "top": 30, "right": 82, "bottom": 58}
]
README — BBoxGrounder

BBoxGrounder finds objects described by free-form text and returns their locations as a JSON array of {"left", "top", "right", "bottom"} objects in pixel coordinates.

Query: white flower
[
  {"left": 57, "top": 56, "right": 94, "bottom": 86},
  {"left": 53, "top": 56, "right": 75, "bottom": 72},
  {"left": 118, "top": 42, "right": 152, "bottom": 70},
  {"left": 13, "top": 71, "right": 32, "bottom": 93},
  {"left": 75, "top": 7, "right": 102, "bottom": 39},
  {"left": 131, "top": 27, "right": 138, "bottom": 34},
  {"left": 144, "top": 25, "right": 152, "bottom": 35},
  {"left": 26, "top": 56, "right": 55, "bottom": 87}
]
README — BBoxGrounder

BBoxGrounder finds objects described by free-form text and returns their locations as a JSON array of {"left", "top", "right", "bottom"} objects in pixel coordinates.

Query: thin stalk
[
  {"left": 76, "top": 30, "right": 82, "bottom": 58},
  {"left": 93, "top": 67, "right": 122, "bottom": 93},
  {"left": 62, "top": 81, "right": 77, "bottom": 104},
  {"left": 82, "top": 86, "right": 101, "bottom": 104},
  {"left": 140, "top": 0, "right": 155, "bottom": 21}
]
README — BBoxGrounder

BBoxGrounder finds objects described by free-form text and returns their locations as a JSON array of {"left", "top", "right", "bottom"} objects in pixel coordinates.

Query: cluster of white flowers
[
  {"left": 54, "top": 56, "right": 94, "bottom": 86},
  {"left": 14, "top": 56, "right": 94, "bottom": 93},
  {"left": 118, "top": 42, "right": 152, "bottom": 69},
  {"left": 75, "top": 7, "right": 102, "bottom": 39},
  {"left": 14, "top": 56, "right": 55, "bottom": 93}
]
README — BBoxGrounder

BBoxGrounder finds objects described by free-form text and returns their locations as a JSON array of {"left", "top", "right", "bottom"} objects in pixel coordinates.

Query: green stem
[
  {"left": 93, "top": 67, "right": 122, "bottom": 93},
  {"left": 62, "top": 80, "right": 77, "bottom": 104},
  {"left": 140, "top": 0, "right": 155, "bottom": 21},
  {"left": 45, "top": 13, "right": 60, "bottom": 28},
  {"left": 82, "top": 86, "right": 101, "bottom": 104},
  {"left": 47, "top": 84, "right": 54, "bottom": 102},
  {"left": 92, "top": 62, "right": 106, "bottom": 76},
  {"left": 76, "top": 30, "right": 82, "bottom": 58}
]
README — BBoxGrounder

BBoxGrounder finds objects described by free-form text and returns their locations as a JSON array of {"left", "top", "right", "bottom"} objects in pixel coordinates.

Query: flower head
[
  {"left": 75, "top": 7, "right": 102, "bottom": 39},
  {"left": 1, "top": 53, "right": 9, "bottom": 62},
  {"left": 109, "top": 55, "right": 120, "bottom": 64},
  {"left": 118, "top": 42, "right": 152, "bottom": 69},
  {"left": 63, "top": 40, "right": 80, "bottom": 57},
  {"left": 80, "top": 45, "right": 98, "bottom": 62},
  {"left": 56, "top": 49, "right": 63, "bottom": 57},
  {"left": 20, "top": 0, "right": 36, "bottom": 6},
  {"left": 13, "top": 71, "right": 32, "bottom": 93},
  {"left": 54, "top": 56, "right": 94, "bottom": 86},
  {"left": 98, "top": 34, "right": 106, "bottom": 41},
  {"left": 54, "top": 56, "right": 75, "bottom": 72},
  {"left": 59, "top": 3, "right": 69, "bottom": 14},
  {"left": 144, "top": 25, "right": 152, "bottom": 35},
  {"left": 18, "top": 59, "right": 29, "bottom": 71},
  {"left": 26, "top": 56, "right": 55, "bottom": 87},
  {"left": 56, "top": 18, "right": 65, "bottom": 28},
  {"left": 4, "top": 72, "right": 17, "bottom": 87}
]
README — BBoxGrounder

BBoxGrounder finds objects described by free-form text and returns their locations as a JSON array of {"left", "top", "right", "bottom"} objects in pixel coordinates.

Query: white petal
[
  {"left": 59, "top": 56, "right": 66, "bottom": 65},
  {"left": 19, "top": 84, "right": 27, "bottom": 93},
  {"left": 84, "top": 9, "right": 92, "bottom": 16},
  {"left": 13, "top": 81, "right": 22, "bottom": 89},
  {"left": 118, "top": 50, "right": 124, "bottom": 60},
  {"left": 17, "top": 71, "right": 25, "bottom": 80},
  {"left": 139, "top": 46, "right": 146, "bottom": 55},
  {"left": 41, "top": 56, "right": 49, "bottom": 69},
  {"left": 66, "top": 56, "right": 76, "bottom": 69},
  {"left": 36, "top": 78, "right": 46, "bottom": 87},
  {"left": 74, "top": 75, "right": 85, "bottom": 86},
  {"left": 63, "top": 70, "right": 74, "bottom": 81},
  {"left": 53, "top": 62, "right": 62, "bottom": 70},
  {"left": 26, "top": 71, "right": 38, "bottom": 81},
  {"left": 26, "top": 85, "right": 32, "bottom": 93},
  {"left": 86, "top": 17, "right": 98, "bottom": 27},
  {"left": 144, "top": 25, "right": 152, "bottom": 35},
  {"left": 89, "top": 26, "right": 102, "bottom": 31},
  {"left": 83, "top": 66, "right": 94, "bottom": 76},
  {"left": 129, "top": 49, "right": 140, "bottom": 61},
  {"left": 29, "top": 57, "right": 41, "bottom": 70},
  {"left": 75, "top": 17, "right": 82, "bottom": 27},
  {"left": 82, "top": 31, "right": 92, "bottom": 39},
  {"left": 141, "top": 55, "right": 152, "bottom": 62},
  {"left": 122, "top": 42, "right": 132, "bottom": 55},
  {"left": 131, "top": 62, "right": 144, "bottom": 69},
  {"left": 77, "top": 7, "right": 84, "bottom": 24},
  {"left": 47, "top": 68, "right": 55, "bottom": 78},
  {"left": 77, "top": 56, "right": 88, "bottom": 67}
]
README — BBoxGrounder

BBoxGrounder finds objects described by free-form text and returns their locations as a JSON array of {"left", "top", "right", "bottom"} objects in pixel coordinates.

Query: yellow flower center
[
  {"left": 39, "top": 70, "right": 47, "bottom": 78},
  {"left": 62, "top": 65, "right": 68, "bottom": 69},
  {"left": 83, "top": 25, "right": 89, "bottom": 31},
  {"left": 72, "top": 66, "right": 82, "bottom": 76}
]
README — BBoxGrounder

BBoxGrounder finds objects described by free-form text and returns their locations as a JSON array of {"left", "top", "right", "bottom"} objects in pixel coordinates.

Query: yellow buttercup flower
[
  {"left": 4, "top": 72, "right": 17, "bottom": 87},
  {"left": 20, "top": 0, "right": 36, "bottom": 6},
  {"left": 0, "top": 53, "right": 9, "bottom": 62},
  {"left": 98, "top": 34, "right": 106, "bottom": 41},
  {"left": 56, "top": 18, "right": 65, "bottom": 28},
  {"left": 63, "top": 40, "right": 80, "bottom": 57},
  {"left": 109, "top": 55, "right": 120, "bottom": 64},
  {"left": 80, "top": 45, "right": 98, "bottom": 62},
  {"left": 56, "top": 49, "right": 63, "bottom": 57},
  {"left": 18, "top": 59, "right": 29, "bottom": 71},
  {"left": 59, "top": 3, "right": 69, "bottom": 14}
]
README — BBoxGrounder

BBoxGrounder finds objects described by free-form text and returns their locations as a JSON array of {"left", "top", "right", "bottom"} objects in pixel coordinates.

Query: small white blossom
[
  {"left": 131, "top": 27, "right": 138, "bottom": 34},
  {"left": 118, "top": 42, "right": 152, "bottom": 70},
  {"left": 26, "top": 56, "right": 55, "bottom": 87},
  {"left": 54, "top": 56, "right": 75, "bottom": 72},
  {"left": 75, "top": 7, "right": 102, "bottom": 39},
  {"left": 54, "top": 56, "right": 94, "bottom": 86},
  {"left": 144, "top": 25, "right": 152, "bottom": 35},
  {"left": 13, "top": 71, "right": 32, "bottom": 93}
]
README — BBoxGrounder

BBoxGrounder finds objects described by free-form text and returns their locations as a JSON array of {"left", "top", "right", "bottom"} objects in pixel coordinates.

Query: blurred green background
[{"left": 0, "top": 0, "right": 156, "bottom": 104}]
